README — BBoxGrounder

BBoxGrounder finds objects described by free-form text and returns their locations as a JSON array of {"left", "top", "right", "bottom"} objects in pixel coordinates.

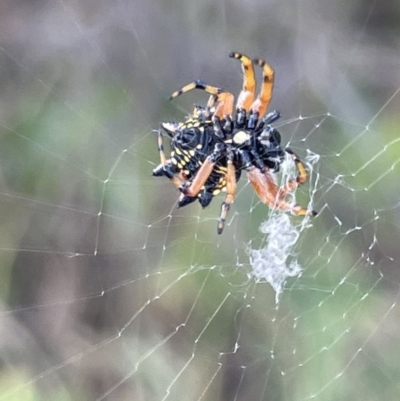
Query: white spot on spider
[{"left": 233, "top": 130, "right": 251, "bottom": 144}]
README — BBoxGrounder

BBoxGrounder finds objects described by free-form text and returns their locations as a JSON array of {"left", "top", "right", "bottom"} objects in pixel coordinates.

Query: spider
[{"left": 153, "top": 52, "right": 317, "bottom": 234}]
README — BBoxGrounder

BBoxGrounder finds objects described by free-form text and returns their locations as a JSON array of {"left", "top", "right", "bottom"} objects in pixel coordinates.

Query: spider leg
[
  {"left": 229, "top": 52, "right": 256, "bottom": 111},
  {"left": 250, "top": 59, "right": 274, "bottom": 119},
  {"left": 247, "top": 167, "right": 315, "bottom": 216},
  {"left": 156, "top": 127, "right": 167, "bottom": 166},
  {"left": 179, "top": 143, "right": 225, "bottom": 197},
  {"left": 213, "top": 92, "right": 234, "bottom": 120},
  {"left": 281, "top": 148, "right": 308, "bottom": 193},
  {"left": 170, "top": 79, "right": 234, "bottom": 119},
  {"left": 152, "top": 128, "right": 184, "bottom": 189},
  {"left": 276, "top": 149, "right": 318, "bottom": 215},
  {"left": 170, "top": 79, "right": 223, "bottom": 99},
  {"left": 217, "top": 154, "right": 237, "bottom": 234},
  {"left": 205, "top": 94, "right": 218, "bottom": 118}
]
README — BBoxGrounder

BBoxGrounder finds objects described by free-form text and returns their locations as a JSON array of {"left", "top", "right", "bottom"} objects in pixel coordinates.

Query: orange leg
[
  {"left": 217, "top": 157, "right": 237, "bottom": 234},
  {"left": 247, "top": 167, "right": 315, "bottom": 216},
  {"left": 170, "top": 79, "right": 234, "bottom": 120},
  {"left": 213, "top": 92, "right": 234, "bottom": 120},
  {"left": 279, "top": 149, "right": 309, "bottom": 195},
  {"left": 229, "top": 52, "right": 256, "bottom": 111},
  {"left": 250, "top": 59, "right": 274, "bottom": 118},
  {"left": 181, "top": 158, "right": 215, "bottom": 197},
  {"left": 179, "top": 144, "right": 225, "bottom": 197}
]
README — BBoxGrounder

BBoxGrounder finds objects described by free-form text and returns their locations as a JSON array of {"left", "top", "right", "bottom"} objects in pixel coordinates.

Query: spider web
[{"left": 1, "top": 1, "right": 400, "bottom": 400}]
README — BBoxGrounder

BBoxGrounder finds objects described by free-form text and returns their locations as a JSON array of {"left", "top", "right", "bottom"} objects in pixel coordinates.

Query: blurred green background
[{"left": 1, "top": 0, "right": 400, "bottom": 400}]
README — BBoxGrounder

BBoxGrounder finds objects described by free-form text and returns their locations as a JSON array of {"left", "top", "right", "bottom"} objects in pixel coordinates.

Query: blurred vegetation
[{"left": 1, "top": 0, "right": 400, "bottom": 400}]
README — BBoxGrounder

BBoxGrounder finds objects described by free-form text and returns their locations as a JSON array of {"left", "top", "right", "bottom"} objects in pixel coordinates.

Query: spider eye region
[{"left": 232, "top": 130, "right": 251, "bottom": 145}]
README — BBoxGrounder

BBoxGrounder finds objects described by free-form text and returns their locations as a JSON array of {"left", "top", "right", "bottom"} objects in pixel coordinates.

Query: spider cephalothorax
[{"left": 153, "top": 52, "right": 317, "bottom": 234}]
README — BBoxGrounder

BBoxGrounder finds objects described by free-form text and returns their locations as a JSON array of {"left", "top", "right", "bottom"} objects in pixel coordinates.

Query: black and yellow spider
[{"left": 153, "top": 52, "right": 317, "bottom": 234}]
